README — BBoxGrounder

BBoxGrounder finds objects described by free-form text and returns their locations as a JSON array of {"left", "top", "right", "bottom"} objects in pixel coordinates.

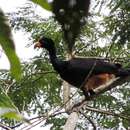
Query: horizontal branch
[
  {"left": 31, "top": 71, "right": 56, "bottom": 76},
  {"left": 0, "top": 122, "right": 12, "bottom": 130},
  {"left": 85, "top": 76, "right": 130, "bottom": 100},
  {"left": 69, "top": 76, "right": 130, "bottom": 122},
  {"left": 85, "top": 105, "right": 130, "bottom": 121},
  {"left": 12, "top": 111, "right": 66, "bottom": 129}
]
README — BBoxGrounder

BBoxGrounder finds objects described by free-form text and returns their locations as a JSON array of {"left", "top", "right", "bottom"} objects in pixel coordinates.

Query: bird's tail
[{"left": 117, "top": 68, "right": 130, "bottom": 77}]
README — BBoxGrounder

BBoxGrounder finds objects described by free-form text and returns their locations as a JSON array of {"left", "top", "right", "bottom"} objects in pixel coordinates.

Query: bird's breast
[{"left": 60, "top": 70, "right": 87, "bottom": 87}]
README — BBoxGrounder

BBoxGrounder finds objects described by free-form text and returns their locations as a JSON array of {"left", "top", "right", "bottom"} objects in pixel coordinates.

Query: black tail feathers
[{"left": 116, "top": 68, "right": 130, "bottom": 77}]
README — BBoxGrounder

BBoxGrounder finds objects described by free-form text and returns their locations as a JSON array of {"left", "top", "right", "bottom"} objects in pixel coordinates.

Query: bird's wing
[{"left": 68, "top": 58, "right": 119, "bottom": 75}]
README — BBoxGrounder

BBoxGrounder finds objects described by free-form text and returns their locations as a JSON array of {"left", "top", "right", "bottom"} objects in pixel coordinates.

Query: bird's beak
[{"left": 34, "top": 42, "right": 42, "bottom": 49}]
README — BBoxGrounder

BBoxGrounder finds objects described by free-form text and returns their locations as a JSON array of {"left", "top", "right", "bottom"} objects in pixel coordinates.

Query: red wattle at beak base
[{"left": 34, "top": 42, "right": 42, "bottom": 49}]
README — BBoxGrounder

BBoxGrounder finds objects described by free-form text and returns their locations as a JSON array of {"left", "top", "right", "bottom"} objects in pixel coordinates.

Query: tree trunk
[
  {"left": 63, "top": 112, "right": 79, "bottom": 130},
  {"left": 63, "top": 81, "right": 71, "bottom": 110}
]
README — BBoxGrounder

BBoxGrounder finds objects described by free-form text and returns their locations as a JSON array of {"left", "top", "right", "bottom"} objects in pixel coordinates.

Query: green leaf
[
  {"left": 0, "top": 91, "right": 24, "bottom": 121},
  {"left": 110, "top": 1, "right": 122, "bottom": 13},
  {"left": 0, "top": 9, "right": 22, "bottom": 80},
  {"left": 32, "top": 0, "right": 52, "bottom": 11}
]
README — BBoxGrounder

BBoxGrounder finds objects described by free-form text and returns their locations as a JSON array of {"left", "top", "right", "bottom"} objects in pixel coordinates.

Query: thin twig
[
  {"left": 105, "top": 42, "right": 114, "bottom": 58},
  {"left": 22, "top": 111, "right": 66, "bottom": 130},
  {"left": 31, "top": 71, "right": 56, "bottom": 76},
  {"left": 113, "top": 49, "right": 129, "bottom": 63},
  {"left": 23, "top": 118, "right": 43, "bottom": 130},
  {"left": 5, "top": 81, "right": 16, "bottom": 94},
  {"left": 80, "top": 112, "right": 96, "bottom": 130},
  {"left": 0, "top": 122, "right": 12, "bottom": 130},
  {"left": 79, "top": 60, "right": 97, "bottom": 90},
  {"left": 12, "top": 111, "right": 66, "bottom": 130},
  {"left": 70, "top": 99, "right": 130, "bottom": 126},
  {"left": 85, "top": 105, "right": 130, "bottom": 121},
  {"left": 74, "top": 38, "right": 100, "bottom": 55}
]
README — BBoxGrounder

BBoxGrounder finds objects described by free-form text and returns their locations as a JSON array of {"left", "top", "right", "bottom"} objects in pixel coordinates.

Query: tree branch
[
  {"left": 87, "top": 76, "right": 130, "bottom": 100},
  {"left": 12, "top": 111, "right": 66, "bottom": 130},
  {"left": 66, "top": 76, "right": 130, "bottom": 128},
  {"left": 63, "top": 112, "right": 79, "bottom": 130},
  {"left": 0, "top": 122, "right": 12, "bottom": 130},
  {"left": 71, "top": 76, "right": 130, "bottom": 109},
  {"left": 80, "top": 112, "right": 96, "bottom": 130},
  {"left": 85, "top": 105, "right": 130, "bottom": 121}
]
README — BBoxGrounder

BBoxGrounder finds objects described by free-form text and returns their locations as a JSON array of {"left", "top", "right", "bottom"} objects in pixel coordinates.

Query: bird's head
[{"left": 34, "top": 37, "right": 55, "bottom": 51}]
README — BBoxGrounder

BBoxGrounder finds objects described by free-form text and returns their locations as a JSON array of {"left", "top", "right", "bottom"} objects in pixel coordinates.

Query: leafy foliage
[
  {"left": 0, "top": 8, "right": 24, "bottom": 122},
  {"left": 7, "top": 61, "right": 62, "bottom": 113},
  {"left": 32, "top": 0, "right": 52, "bottom": 11},
  {"left": 0, "top": 9, "right": 22, "bottom": 80},
  {"left": 52, "top": 0, "right": 90, "bottom": 53},
  {"left": 46, "top": 117, "right": 66, "bottom": 130},
  {"left": 31, "top": 0, "right": 90, "bottom": 53},
  {"left": 1, "top": 0, "right": 130, "bottom": 129},
  {"left": 0, "top": 86, "right": 25, "bottom": 121}
]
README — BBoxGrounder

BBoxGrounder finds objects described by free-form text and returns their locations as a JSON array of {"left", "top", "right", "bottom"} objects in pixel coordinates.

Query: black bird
[{"left": 34, "top": 37, "right": 130, "bottom": 96}]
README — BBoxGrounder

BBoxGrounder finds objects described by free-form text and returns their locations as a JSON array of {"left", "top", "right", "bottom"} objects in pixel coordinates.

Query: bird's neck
[
  {"left": 48, "top": 47, "right": 66, "bottom": 73},
  {"left": 48, "top": 47, "right": 60, "bottom": 71},
  {"left": 48, "top": 47, "right": 57, "bottom": 61}
]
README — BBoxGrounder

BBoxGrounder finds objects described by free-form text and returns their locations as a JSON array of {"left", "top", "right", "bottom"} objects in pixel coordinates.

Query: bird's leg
[
  {"left": 88, "top": 89, "right": 96, "bottom": 95},
  {"left": 82, "top": 89, "right": 96, "bottom": 98}
]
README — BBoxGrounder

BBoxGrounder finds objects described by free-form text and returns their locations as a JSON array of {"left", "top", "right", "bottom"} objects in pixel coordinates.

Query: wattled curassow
[{"left": 34, "top": 37, "right": 130, "bottom": 97}]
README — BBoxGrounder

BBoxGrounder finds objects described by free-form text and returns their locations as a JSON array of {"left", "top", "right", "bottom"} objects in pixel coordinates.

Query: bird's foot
[
  {"left": 83, "top": 89, "right": 96, "bottom": 98},
  {"left": 88, "top": 89, "right": 96, "bottom": 95}
]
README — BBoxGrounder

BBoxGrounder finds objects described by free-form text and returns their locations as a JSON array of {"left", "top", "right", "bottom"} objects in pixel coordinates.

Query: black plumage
[{"left": 34, "top": 37, "right": 130, "bottom": 96}]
